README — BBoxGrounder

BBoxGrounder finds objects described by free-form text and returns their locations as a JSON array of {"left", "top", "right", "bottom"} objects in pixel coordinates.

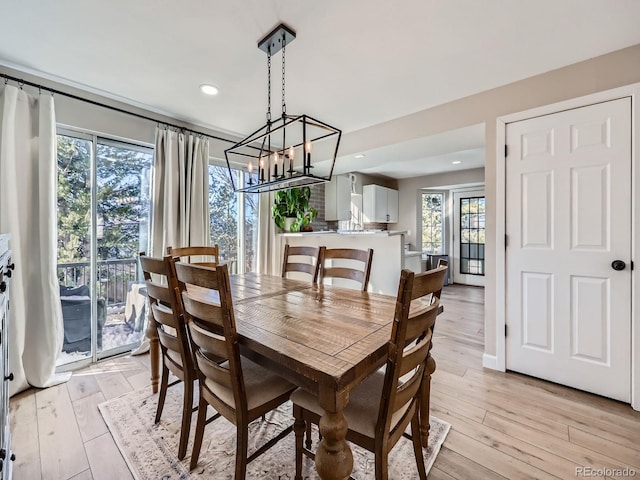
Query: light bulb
[
  {"left": 288, "top": 146, "right": 295, "bottom": 159},
  {"left": 305, "top": 141, "right": 312, "bottom": 154},
  {"left": 248, "top": 162, "right": 253, "bottom": 173}
]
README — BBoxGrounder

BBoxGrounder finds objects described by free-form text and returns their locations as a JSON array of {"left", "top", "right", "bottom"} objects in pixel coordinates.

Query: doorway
[{"left": 452, "top": 189, "right": 485, "bottom": 286}]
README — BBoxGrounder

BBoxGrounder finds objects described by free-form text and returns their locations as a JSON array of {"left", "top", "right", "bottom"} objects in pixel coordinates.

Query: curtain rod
[{"left": 1, "top": 73, "right": 237, "bottom": 144}]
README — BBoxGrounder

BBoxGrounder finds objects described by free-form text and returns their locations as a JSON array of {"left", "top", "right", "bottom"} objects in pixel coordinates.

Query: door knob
[{"left": 611, "top": 260, "right": 626, "bottom": 271}]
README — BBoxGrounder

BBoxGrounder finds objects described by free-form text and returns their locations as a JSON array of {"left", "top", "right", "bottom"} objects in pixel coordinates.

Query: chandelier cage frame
[{"left": 224, "top": 23, "right": 342, "bottom": 194}]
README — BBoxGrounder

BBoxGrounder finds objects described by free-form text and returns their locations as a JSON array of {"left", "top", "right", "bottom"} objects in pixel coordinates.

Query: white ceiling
[{"left": 1, "top": 0, "right": 639, "bottom": 178}]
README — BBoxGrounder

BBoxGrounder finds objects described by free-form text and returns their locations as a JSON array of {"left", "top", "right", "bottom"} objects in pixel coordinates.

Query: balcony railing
[{"left": 57, "top": 258, "right": 140, "bottom": 308}]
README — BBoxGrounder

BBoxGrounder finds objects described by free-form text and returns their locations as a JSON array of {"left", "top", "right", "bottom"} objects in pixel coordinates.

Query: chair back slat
[
  {"left": 175, "top": 262, "right": 222, "bottom": 291},
  {"left": 285, "top": 262, "right": 318, "bottom": 276},
  {"left": 187, "top": 316, "right": 229, "bottom": 360},
  {"left": 398, "top": 332, "right": 432, "bottom": 378},
  {"left": 282, "top": 244, "right": 324, "bottom": 283},
  {"left": 393, "top": 368, "right": 422, "bottom": 411},
  {"left": 157, "top": 325, "right": 181, "bottom": 354},
  {"left": 411, "top": 265, "right": 447, "bottom": 300},
  {"left": 196, "top": 350, "right": 234, "bottom": 390},
  {"left": 181, "top": 295, "right": 226, "bottom": 329},
  {"left": 168, "top": 245, "right": 220, "bottom": 267},
  {"left": 143, "top": 281, "right": 172, "bottom": 307},
  {"left": 151, "top": 303, "right": 179, "bottom": 329},
  {"left": 404, "top": 303, "right": 438, "bottom": 341},
  {"left": 322, "top": 266, "right": 365, "bottom": 284},
  {"left": 320, "top": 248, "right": 373, "bottom": 292},
  {"left": 139, "top": 255, "right": 167, "bottom": 276}
]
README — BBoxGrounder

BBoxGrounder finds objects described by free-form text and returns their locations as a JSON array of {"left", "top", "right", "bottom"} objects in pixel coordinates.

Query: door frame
[{"left": 492, "top": 82, "right": 640, "bottom": 410}]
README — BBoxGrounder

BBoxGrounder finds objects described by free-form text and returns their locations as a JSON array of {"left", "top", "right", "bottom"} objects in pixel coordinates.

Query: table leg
[
  {"left": 315, "top": 391, "right": 352, "bottom": 480},
  {"left": 145, "top": 310, "right": 160, "bottom": 394},
  {"left": 420, "top": 354, "right": 436, "bottom": 446}
]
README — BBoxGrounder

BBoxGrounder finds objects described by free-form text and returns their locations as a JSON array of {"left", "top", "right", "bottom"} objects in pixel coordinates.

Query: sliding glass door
[{"left": 57, "top": 130, "right": 152, "bottom": 367}]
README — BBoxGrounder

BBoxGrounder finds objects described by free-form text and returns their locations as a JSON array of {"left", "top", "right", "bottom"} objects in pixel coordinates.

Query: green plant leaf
[{"left": 272, "top": 187, "right": 316, "bottom": 230}]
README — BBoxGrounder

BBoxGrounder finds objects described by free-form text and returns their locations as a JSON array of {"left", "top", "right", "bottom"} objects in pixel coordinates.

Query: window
[
  {"left": 208, "top": 164, "right": 259, "bottom": 273},
  {"left": 57, "top": 132, "right": 152, "bottom": 366},
  {"left": 421, "top": 192, "right": 444, "bottom": 254},
  {"left": 459, "top": 196, "right": 485, "bottom": 275}
]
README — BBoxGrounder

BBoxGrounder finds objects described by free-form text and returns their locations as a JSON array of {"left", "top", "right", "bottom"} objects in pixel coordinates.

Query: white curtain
[
  {"left": 150, "top": 127, "right": 210, "bottom": 258},
  {"left": 131, "top": 126, "right": 209, "bottom": 356},
  {"left": 257, "top": 191, "right": 282, "bottom": 276},
  {"left": 0, "top": 85, "right": 69, "bottom": 395}
]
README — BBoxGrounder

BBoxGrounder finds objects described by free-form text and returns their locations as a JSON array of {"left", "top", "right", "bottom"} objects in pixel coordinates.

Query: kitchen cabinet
[
  {"left": 325, "top": 175, "right": 351, "bottom": 221},
  {"left": 363, "top": 185, "right": 398, "bottom": 223}
]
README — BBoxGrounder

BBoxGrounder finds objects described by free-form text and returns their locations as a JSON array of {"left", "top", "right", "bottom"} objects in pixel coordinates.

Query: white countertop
[
  {"left": 404, "top": 251, "right": 422, "bottom": 257},
  {"left": 280, "top": 230, "right": 407, "bottom": 237}
]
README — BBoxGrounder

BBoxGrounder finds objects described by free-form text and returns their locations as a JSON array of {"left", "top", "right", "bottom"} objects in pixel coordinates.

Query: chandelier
[{"left": 225, "top": 24, "right": 342, "bottom": 194}]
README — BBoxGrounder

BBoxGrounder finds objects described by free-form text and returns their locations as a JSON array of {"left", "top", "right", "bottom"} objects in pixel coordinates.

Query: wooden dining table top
[{"left": 189, "top": 272, "right": 399, "bottom": 395}]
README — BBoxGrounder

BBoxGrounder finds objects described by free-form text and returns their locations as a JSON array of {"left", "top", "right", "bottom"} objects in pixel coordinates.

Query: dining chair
[
  {"left": 291, "top": 265, "right": 448, "bottom": 480},
  {"left": 138, "top": 253, "right": 198, "bottom": 460},
  {"left": 167, "top": 244, "right": 220, "bottom": 267},
  {"left": 319, "top": 248, "right": 374, "bottom": 292},
  {"left": 174, "top": 261, "right": 297, "bottom": 475},
  {"left": 282, "top": 244, "right": 325, "bottom": 283}
]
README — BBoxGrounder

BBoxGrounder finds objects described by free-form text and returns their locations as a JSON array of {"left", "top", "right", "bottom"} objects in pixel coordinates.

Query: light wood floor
[{"left": 10, "top": 285, "right": 640, "bottom": 479}]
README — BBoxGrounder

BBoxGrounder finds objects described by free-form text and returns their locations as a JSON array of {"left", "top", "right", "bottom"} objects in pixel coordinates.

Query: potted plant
[{"left": 271, "top": 187, "right": 318, "bottom": 232}]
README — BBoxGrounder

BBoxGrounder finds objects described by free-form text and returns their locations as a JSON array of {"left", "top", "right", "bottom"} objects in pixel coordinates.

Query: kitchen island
[{"left": 281, "top": 230, "right": 420, "bottom": 295}]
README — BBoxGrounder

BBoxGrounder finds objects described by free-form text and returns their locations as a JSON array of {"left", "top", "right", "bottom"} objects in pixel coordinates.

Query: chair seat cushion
[
  {"left": 205, "top": 357, "right": 295, "bottom": 412},
  {"left": 290, "top": 369, "right": 410, "bottom": 439}
]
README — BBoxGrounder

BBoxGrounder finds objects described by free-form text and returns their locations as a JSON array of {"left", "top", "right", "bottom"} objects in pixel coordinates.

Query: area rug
[{"left": 99, "top": 387, "right": 450, "bottom": 479}]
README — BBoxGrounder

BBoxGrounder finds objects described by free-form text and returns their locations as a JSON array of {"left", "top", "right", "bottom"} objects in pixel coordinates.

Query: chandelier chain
[
  {"left": 267, "top": 47, "right": 272, "bottom": 123},
  {"left": 281, "top": 35, "right": 286, "bottom": 116}
]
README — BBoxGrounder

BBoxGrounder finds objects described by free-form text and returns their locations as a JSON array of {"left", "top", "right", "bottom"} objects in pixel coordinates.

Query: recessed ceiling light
[
  {"left": 200, "top": 84, "right": 219, "bottom": 96},
  {"left": 354, "top": 154, "right": 366, "bottom": 159},
  {"left": 452, "top": 160, "right": 462, "bottom": 165}
]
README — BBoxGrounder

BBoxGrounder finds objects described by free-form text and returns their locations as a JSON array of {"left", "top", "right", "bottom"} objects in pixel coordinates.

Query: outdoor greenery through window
[
  {"left": 208, "top": 164, "right": 259, "bottom": 274},
  {"left": 57, "top": 132, "right": 152, "bottom": 365},
  {"left": 421, "top": 192, "right": 444, "bottom": 255}
]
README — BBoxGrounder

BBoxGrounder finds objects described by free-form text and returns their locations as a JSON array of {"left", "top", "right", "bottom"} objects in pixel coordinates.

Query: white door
[
  {"left": 453, "top": 189, "right": 485, "bottom": 286},
  {"left": 506, "top": 98, "right": 632, "bottom": 402}
]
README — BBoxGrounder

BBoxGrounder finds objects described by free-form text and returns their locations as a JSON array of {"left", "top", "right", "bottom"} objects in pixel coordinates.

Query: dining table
[{"left": 145, "top": 272, "right": 438, "bottom": 480}]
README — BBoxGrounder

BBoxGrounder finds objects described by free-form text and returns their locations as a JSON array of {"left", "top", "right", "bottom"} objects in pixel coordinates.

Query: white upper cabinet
[
  {"left": 363, "top": 185, "right": 398, "bottom": 223},
  {"left": 325, "top": 175, "right": 351, "bottom": 221}
]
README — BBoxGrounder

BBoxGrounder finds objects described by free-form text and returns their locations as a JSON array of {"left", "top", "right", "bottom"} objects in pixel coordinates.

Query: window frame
[{"left": 419, "top": 190, "right": 446, "bottom": 255}]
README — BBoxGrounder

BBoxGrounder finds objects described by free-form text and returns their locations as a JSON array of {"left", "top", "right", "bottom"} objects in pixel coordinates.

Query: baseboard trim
[{"left": 482, "top": 353, "right": 500, "bottom": 370}]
